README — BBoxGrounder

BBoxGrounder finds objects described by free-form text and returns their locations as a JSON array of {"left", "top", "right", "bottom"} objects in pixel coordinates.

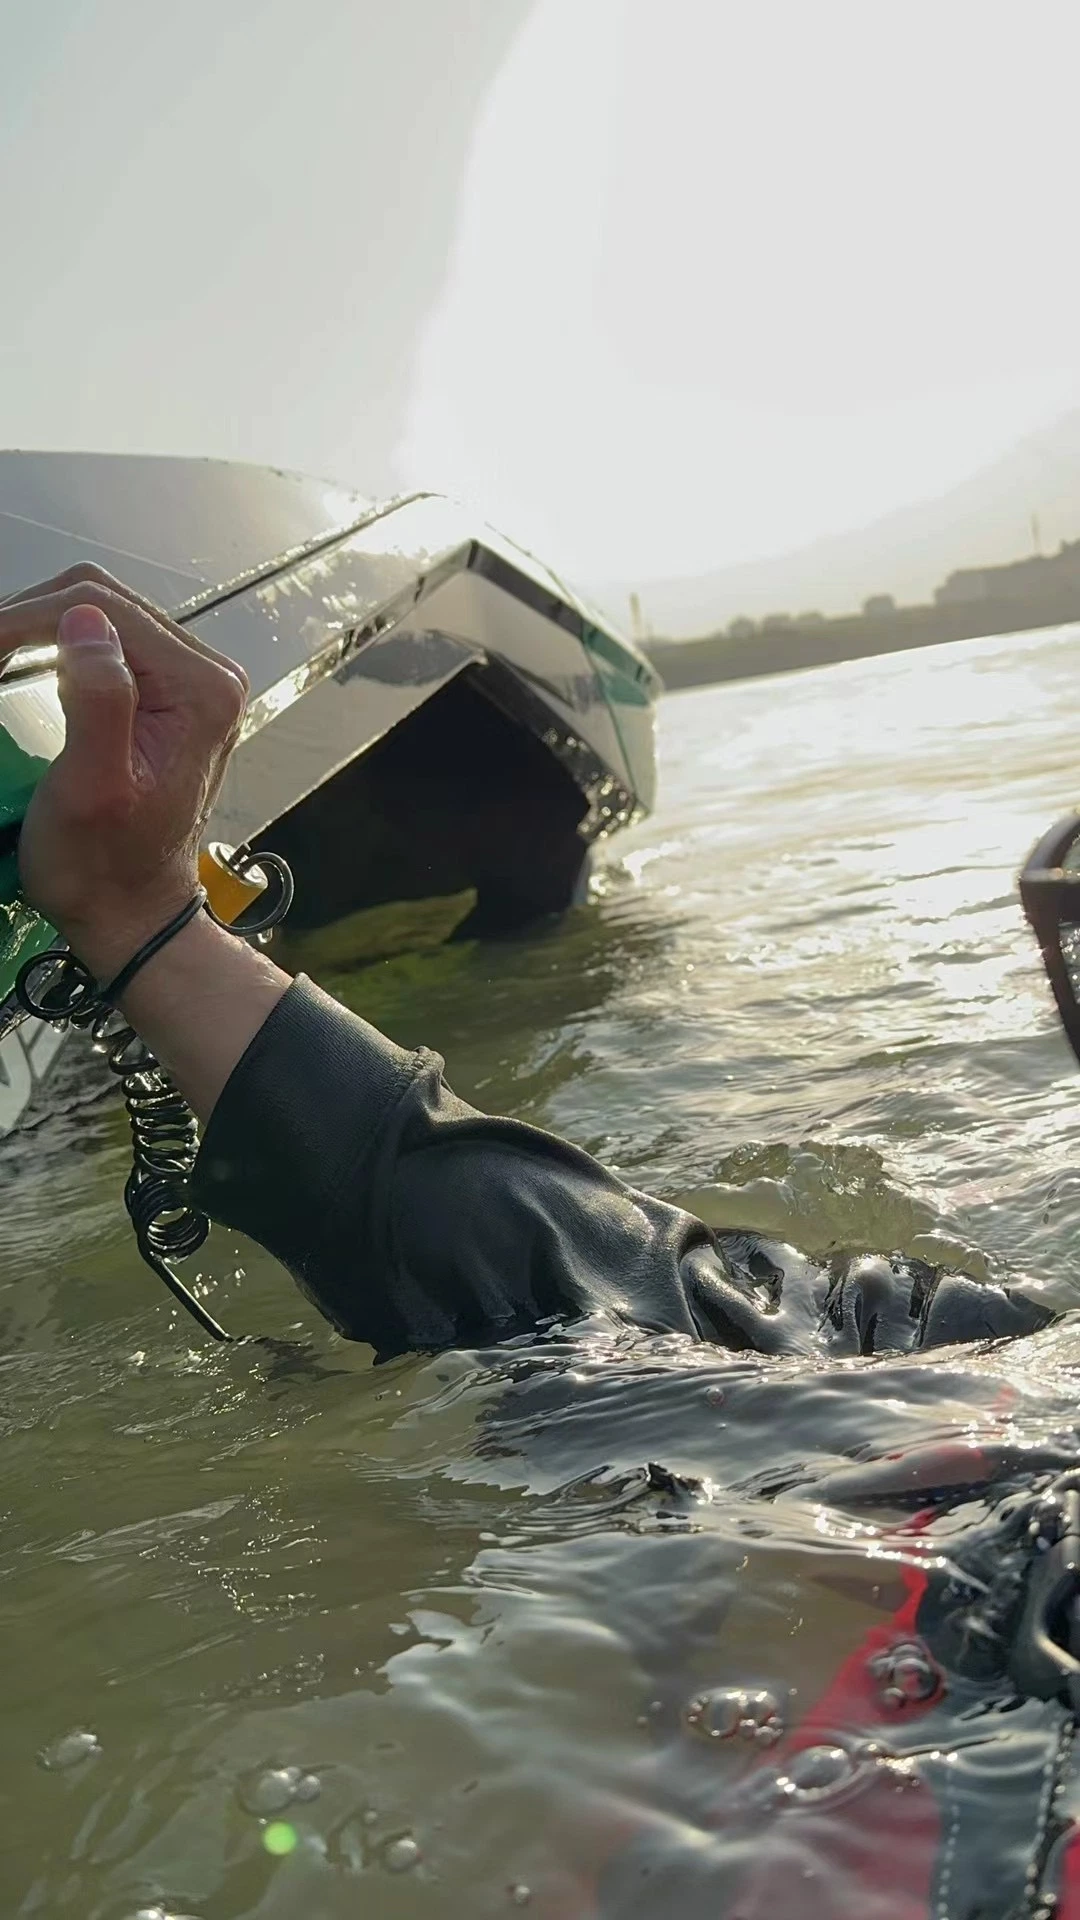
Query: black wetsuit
[{"left": 192, "top": 976, "right": 1050, "bottom": 1361}]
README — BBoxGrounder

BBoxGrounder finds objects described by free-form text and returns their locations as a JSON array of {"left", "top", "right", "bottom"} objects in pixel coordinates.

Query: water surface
[{"left": 4, "top": 626, "right": 1080, "bottom": 1915}]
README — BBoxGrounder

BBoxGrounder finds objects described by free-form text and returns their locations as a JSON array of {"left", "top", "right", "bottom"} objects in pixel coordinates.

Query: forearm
[
  {"left": 101, "top": 913, "right": 289, "bottom": 1121},
  {"left": 68, "top": 889, "right": 712, "bottom": 1361},
  {"left": 187, "top": 973, "right": 711, "bottom": 1357}
]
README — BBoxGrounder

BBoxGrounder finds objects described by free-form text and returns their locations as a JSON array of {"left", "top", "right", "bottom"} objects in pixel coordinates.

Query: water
[{"left": 5, "top": 625, "right": 1080, "bottom": 1914}]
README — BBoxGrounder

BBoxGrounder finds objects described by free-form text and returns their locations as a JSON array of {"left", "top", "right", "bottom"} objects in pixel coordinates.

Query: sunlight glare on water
[{"left": 4, "top": 625, "right": 1080, "bottom": 1915}]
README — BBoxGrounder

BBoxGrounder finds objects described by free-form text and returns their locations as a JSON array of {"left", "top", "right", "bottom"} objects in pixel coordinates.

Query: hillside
[{"left": 591, "top": 411, "right": 1080, "bottom": 639}]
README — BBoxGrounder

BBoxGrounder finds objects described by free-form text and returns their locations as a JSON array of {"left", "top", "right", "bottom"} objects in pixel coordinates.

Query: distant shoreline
[{"left": 645, "top": 595, "right": 1080, "bottom": 691}]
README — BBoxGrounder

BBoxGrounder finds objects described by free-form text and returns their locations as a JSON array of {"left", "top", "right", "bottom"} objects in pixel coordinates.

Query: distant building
[
  {"left": 726, "top": 616, "right": 757, "bottom": 640},
  {"left": 935, "top": 538, "right": 1080, "bottom": 608},
  {"left": 796, "top": 610, "right": 825, "bottom": 625},
  {"left": 862, "top": 593, "right": 896, "bottom": 618}
]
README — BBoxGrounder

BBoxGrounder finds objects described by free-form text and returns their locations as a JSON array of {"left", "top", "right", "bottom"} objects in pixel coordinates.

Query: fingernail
[{"left": 58, "top": 604, "right": 121, "bottom": 651}]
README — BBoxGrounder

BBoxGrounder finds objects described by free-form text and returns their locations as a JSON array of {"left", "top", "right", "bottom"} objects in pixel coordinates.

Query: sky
[{"left": 3, "top": 0, "right": 1080, "bottom": 606}]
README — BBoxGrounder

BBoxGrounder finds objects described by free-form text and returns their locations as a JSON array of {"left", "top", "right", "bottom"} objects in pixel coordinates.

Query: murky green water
[{"left": 5, "top": 626, "right": 1080, "bottom": 1916}]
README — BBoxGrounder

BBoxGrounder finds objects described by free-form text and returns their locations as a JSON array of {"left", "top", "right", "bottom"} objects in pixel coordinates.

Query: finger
[
  {"left": 0, "top": 584, "right": 247, "bottom": 725},
  {"left": 0, "top": 564, "right": 249, "bottom": 694},
  {"left": 52, "top": 604, "right": 137, "bottom": 808},
  {"left": 0, "top": 560, "right": 240, "bottom": 669}
]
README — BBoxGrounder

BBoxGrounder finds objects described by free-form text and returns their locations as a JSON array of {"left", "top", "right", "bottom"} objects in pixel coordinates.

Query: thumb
[{"left": 55, "top": 603, "right": 136, "bottom": 789}]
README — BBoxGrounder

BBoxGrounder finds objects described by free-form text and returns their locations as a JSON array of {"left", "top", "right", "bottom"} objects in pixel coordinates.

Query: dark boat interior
[{"left": 258, "top": 665, "right": 593, "bottom": 943}]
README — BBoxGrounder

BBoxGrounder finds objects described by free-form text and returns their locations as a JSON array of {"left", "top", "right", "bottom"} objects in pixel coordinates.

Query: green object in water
[{"left": 263, "top": 1821, "right": 299, "bottom": 1856}]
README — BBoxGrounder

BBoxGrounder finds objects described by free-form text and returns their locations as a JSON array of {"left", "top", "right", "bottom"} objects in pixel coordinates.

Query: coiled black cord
[{"left": 14, "top": 846, "right": 294, "bottom": 1343}]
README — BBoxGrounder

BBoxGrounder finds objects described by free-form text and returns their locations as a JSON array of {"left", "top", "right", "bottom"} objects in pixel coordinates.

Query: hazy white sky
[{"left": 3, "top": 0, "right": 1080, "bottom": 592}]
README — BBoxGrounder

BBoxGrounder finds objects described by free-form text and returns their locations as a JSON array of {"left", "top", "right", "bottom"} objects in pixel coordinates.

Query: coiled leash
[{"left": 13, "top": 843, "right": 293, "bottom": 1343}]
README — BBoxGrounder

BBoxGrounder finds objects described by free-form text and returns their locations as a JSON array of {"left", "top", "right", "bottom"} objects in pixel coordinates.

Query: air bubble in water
[
  {"left": 383, "top": 1834, "right": 422, "bottom": 1872},
  {"left": 869, "top": 1639, "right": 940, "bottom": 1709},
  {"left": 239, "top": 1764, "right": 322, "bottom": 1815},
  {"left": 38, "top": 1728, "right": 102, "bottom": 1771},
  {"left": 776, "top": 1744, "right": 854, "bottom": 1800},
  {"left": 129, "top": 1908, "right": 201, "bottom": 1920},
  {"left": 685, "top": 1686, "right": 784, "bottom": 1743},
  {"left": 240, "top": 1766, "right": 299, "bottom": 1814}
]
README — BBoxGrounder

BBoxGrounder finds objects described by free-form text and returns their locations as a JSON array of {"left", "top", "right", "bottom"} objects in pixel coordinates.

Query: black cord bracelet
[{"left": 96, "top": 888, "right": 208, "bottom": 1005}]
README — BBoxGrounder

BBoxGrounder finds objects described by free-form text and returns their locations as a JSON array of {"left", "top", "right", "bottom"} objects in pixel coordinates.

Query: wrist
[
  {"left": 112, "top": 913, "right": 291, "bottom": 1121},
  {"left": 114, "top": 908, "right": 239, "bottom": 1014},
  {"left": 59, "top": 884, "right": 203, "bottom": 987}
]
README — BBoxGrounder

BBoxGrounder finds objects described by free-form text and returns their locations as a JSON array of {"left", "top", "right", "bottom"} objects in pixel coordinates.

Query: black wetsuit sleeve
[
  {"left": 191, "top": 976, "right": 1054, "bottom": 1361},
  {"left": 191, "top": 976, "right": 716, "bottom": 1358}
]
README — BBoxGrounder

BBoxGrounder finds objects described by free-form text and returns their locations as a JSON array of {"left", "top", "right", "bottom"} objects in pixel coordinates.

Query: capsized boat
[{"left": 0, "top": 453, "right": 659, "bottom": 1134}]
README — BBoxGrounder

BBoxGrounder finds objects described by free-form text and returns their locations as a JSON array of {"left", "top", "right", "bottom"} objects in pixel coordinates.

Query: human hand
[{"left": 3, "top": 566, "right": 248, "bottom": 982}]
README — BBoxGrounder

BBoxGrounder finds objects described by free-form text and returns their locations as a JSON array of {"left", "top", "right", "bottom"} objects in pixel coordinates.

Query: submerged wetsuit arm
[
  {"left": 189, "top": 975, "right": 1052, "bottom": 1363},
  {"left": 191, "top": 974, "right": 711, "bottom": 1357}
]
